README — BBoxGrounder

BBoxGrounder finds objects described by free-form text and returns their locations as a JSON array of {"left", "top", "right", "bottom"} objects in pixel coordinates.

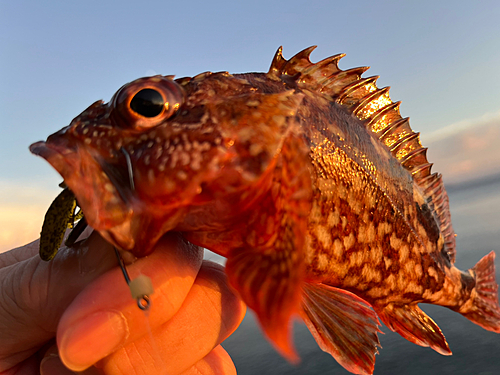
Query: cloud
[{"left": 421, "top": 111, "right": 500, "bottom": 185}]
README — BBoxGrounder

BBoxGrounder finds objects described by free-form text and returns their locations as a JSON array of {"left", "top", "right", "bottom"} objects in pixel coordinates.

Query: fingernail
[
  {"left": 59, "top": 310, "right": 129, "bottom": 371},
  {"left": 40, "top": 353, "right": 75, "bottom": 375}
]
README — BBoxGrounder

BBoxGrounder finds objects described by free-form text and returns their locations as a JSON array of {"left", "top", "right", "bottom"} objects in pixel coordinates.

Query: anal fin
[
  {"left": 301, "top": 283, "right": 382, "bottom": 375},
  {"left": 377, "top": 303, "right": 451, "bottom": 355}
]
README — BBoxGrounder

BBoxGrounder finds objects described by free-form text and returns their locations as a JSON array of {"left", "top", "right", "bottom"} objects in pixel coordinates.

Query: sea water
[{"left": 223, "top": 177, "right": 500, "bottom": 375}]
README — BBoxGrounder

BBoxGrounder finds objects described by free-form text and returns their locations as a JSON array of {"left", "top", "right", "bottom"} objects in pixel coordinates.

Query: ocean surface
[{"left": 221, "top": 177, "right": 500, "bottom": 375}]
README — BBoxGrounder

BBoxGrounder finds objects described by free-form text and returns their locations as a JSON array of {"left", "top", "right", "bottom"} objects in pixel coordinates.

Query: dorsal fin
[{"left": 268, "top": 46, "right": 456, "bottom": 262}]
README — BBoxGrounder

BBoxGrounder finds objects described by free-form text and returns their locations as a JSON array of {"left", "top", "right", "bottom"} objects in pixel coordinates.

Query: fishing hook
[
  {"left": 114, "top": 247, "right": 151, "bottom": 311},
  {"left": 115, "top": 149, "right": 153, "bottom": 310},
  {"left": 120, "top": 147, "right": 136, "bottom": 191}
]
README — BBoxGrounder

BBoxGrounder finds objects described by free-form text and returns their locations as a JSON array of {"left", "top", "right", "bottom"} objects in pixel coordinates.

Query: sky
[{"left": 1, "top": 0, "right": 500, "bottom": 251}]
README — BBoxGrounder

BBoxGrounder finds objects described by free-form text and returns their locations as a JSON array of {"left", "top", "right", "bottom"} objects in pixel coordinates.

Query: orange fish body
[{"left": 30, "top": 47, "right": 500, "bottom": 375}]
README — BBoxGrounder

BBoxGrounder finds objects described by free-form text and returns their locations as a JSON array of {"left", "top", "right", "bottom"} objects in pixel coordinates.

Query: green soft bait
[{"left": 39, "top": 187, "right": 84, "bottom": 261}]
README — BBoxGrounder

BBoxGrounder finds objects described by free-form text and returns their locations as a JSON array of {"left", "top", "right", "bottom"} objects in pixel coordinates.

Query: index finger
[{"left": 57, "top": 232, "right": 203, "bottom": 371}]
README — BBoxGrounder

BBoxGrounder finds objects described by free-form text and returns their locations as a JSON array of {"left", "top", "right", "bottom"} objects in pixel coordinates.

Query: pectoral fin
[
  {"left": 225, "top": 131, "right": 312, "bottom": 362},
  {"left": 377, "top": 303, "right": 451, "bottom": 355},
  {"left": 226, "top": 244, "right": 304, "bottom": 361},
  {"left": 301, "top": 283, "right": 382, "bottom": 375}
]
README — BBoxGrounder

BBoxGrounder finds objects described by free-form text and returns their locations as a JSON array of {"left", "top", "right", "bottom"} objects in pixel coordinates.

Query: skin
[{"left": 0, "top": 231, "right": 246, "bottom": 375}]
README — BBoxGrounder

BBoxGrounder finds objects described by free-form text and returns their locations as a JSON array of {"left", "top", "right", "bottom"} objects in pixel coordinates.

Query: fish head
[{"left": 30, "top": 73, "right": 303, "bottom": 255}]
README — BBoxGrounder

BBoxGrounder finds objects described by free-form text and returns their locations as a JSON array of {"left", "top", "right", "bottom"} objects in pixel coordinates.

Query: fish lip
[
  {"left": 30, "top": 141, "right": 57, "bottom": 160},
  {"left": 29, "top": 139, "right": 80, "bottom": 182},
  {"left": 30, "top": 138, "right": 132, "bottom": 201},
  {"left": 29, "top": 137, "right": 133, "bottom": 230}
]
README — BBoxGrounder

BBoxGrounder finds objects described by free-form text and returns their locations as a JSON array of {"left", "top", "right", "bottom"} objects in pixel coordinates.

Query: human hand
[{"left": 0, "top": 231, "right": 246, "bottom": 375}]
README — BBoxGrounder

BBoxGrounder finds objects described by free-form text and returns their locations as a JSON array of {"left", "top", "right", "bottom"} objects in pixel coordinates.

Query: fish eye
[
  {"left": 111, "top": 76, "right": 184, "bottom": 129},
  {"left": 130, "top": 89, "right": 165, "bottom": 118}
]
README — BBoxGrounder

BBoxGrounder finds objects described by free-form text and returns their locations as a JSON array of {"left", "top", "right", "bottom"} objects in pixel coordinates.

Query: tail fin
[{"left": 460, "top": 251, "right": 500, "bottom": 332}]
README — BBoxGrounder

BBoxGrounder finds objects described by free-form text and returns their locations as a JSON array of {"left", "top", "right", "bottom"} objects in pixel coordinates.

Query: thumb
[{"left": 0, "top": 231, "right": 117, "bottom": 368}]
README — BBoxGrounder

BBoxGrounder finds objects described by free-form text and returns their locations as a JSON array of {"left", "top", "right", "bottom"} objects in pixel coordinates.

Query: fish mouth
[
  {"left": 30, "top": 140, "right": 132, "bottom": 198},
  {"left": 30, "top": 137, "right": 136, "bottom": 247},
  {"left": 30, "top": 138, "right": 78, "bottom": 182}
]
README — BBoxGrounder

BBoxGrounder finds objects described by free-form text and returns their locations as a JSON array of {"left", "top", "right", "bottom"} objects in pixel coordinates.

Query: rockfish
[{"left": 30, "top": 47, "right": 500, "bottom": 374}]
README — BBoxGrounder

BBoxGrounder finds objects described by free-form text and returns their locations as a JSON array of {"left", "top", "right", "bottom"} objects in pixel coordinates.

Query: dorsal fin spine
[
  {"left": 391, "top": 132, "right": 421, "bottom": 160},
  {"left": 368, "top": 101, "right": 401, "bottom": 132},
  {"left": 301, "top": 54, "right": 344, "bottom": 79},
  {"left": 411, "top": 162, "right": 433, "bottom": 181},
  {"left": 322, "top": 67, "right": 370, "bottom": 96},
  {"left": 268, "top": 46, "right": 287, "bottom": 79},
  {"left": 379, "top": 118, "right": 411, "bottom": 148},
  {"left": 401, "top": 147, "right": 428, "bottom": 166},
  {"left": 268, "top": 47, "right": 457, "bottom": 262},
  {"left": 353, "top": 87, "right": 392, "bottom": 120},
  {"left": 337, "top": 76, "right": 378, "bottom": 104},
  {"left": 423, "top": 175, "right": 443, "bottom": 197},
  {"left": 289, "top": 45, "right": 317, "bottom": 63}
]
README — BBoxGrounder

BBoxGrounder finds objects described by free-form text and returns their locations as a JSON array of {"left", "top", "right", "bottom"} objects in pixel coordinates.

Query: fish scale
[{"left": 31, "top": 46, "right": 500, "bottom": 375}]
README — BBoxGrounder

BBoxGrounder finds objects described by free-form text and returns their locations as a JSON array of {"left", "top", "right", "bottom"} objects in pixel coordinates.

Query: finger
[
  {"left": 0, "top": 231, "right": 118, "bottom": 370},
  {"left": 179, "top": 345, "right": 237, "bottom": 375},
  {"left": 0, "top": 225, "right": 93, "bottom": 269},
  {"left": 96, "top": 261, "right": 246, "bottom": 375},
  {"left": 57, "top": 233, "right": 204, "bottom": 372},
  {"left": 0, "top": 238, "right": 39, "bottom": 268},
  {"left": 40, "top": 342, "right": 105, "bottom": 375}
]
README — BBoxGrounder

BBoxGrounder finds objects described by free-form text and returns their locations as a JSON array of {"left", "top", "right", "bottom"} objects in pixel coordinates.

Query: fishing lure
[{"left": 39, "top": 187, "right": 83, "bottom": 260}]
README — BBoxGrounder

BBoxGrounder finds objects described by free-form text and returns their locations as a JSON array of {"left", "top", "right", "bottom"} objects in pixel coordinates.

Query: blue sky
[{"left": 1, "top": 0, "right": 500, "bottom": 249}]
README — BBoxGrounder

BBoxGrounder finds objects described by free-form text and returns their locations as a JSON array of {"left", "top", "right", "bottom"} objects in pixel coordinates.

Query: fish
[{"left": 30, "top": 46, "right": 500, "bottom": 375}]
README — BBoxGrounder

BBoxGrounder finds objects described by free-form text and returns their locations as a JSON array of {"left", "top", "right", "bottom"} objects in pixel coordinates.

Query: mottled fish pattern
[{"left": 31, "top": 47, "right": 500, "bottom": 374}]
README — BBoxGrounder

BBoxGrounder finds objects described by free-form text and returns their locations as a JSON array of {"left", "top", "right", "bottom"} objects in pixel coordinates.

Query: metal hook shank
[
  {"left": 114, "top": 247, "right": 153, "bottom": 311},
  {"left": 120, "top": 147, "right": 136, "bottom": 191}
]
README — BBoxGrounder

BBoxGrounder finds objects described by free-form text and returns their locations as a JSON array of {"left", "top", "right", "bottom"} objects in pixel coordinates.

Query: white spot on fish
[
  {"left": 104, "top": 183, "right": 115, "bottom": 193},
  {"left": 428, "top": 266, "right": 438, "bottom": 281},
  {"left": 399, "top": 244, "right": 410, "bottom": 262},
  {"left": 147, "top": 169, "right": 155, "bottom": 182},
  {"left": 414, "top": 263, "right": 423, "bottom": 277},
  {"left": 350, "top": 251, "right": 365, "bottom": 267},
  {"left": 327, "top": 210, "right": 340, "bottom": 227},
  {"left": 343, "top": 232, "right": 355, "bottom": 250},
  {"left": 155, "top": 147, "right": 163, "bottom": 160},
  {"left": 315, "top": 225, "right": 332, "bottom": 249},
  {"left": 272, "top": 114, "right": 285, "bottom": 126},
  {"left": 179, "top": 152, "right": 190, "bottom": 166},
  {"left": 358, "top": 225, "right": 366, "bottom": 243},
  {"left": 317, "top": 252, "right": 329, "bottom": 270},
  {"left": 366, "top": 222, "right": 375, "bottom": 242},
  {"left": 333, "top": 239, "right": 344, "bottom": 259},
  {"left": 378, "top": 222, "right": 392, "bottom": 237},
  {"left": 246, "top": 100, "right": 260, "bottom": 107}
]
